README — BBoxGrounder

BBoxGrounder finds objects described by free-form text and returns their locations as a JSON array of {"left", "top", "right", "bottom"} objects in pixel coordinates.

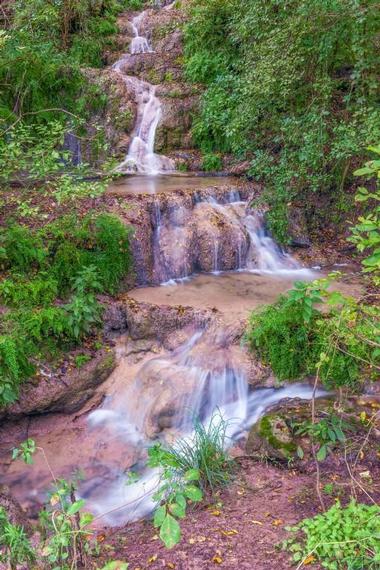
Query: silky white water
[
  {"left": 86, "top": 329, "right": 323, "bottom": 525},
  {"left": 152, "top": 192, "right": 313, "bottom": 284},
  {"left": 113, "top": 12, "right": 174, "bottom": 174}
]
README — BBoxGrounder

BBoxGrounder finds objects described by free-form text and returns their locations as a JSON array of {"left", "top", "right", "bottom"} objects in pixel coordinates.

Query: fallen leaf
[
  {"left": 212, "top": 555, "right": 223, "bottom": 564},
  {"left": 251, "top": 520, "right": 263, "bottom": 526},
  {"left": 272, "top": 519, "right": 283, "bottom": 526},
  {"left": 166, "top": 564, "right": 175, "bottom": 569},
  {"left": 359, "top": 470, "right": 371, "bottom": 479},
  {"left": 210, "top": 510, "right": 221, "bottom": 516},
  {"left": 304, "top": 554, "right": 316, "bottom": 565},
  {"left": 50, "top": 494, "right": 60, "bottom": 506},
  {"left": 221, "top": 529, "right": 238, "bottom": 536},
  {"left": 147, "top": 554, "right": 158, "bottom": 563}
]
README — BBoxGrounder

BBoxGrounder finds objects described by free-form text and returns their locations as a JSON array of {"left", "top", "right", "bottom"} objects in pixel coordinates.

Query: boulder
[
  {"left": 246, "top": 413, "right": 298, "bottom": 460},
  {"left": 0, "top": 350, "right": 116, "bottom": 422}
]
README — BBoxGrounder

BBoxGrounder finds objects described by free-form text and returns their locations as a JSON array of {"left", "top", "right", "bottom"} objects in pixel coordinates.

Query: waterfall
[
  {"left": 151, "top": 191, "right": 311, "bottom": 284},
  {"left": 86, "top": 328, "right": 324, "bottom": 524},
  {"left": 113, "top": 11, "right": 175, "bottom": 174},
  {"left": 130, "top": 13, "right": 152, "bottom": 54}
]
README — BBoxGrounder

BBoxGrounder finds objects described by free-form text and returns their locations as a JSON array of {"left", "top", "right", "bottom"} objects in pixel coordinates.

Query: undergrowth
[
  {"left": 184, "top": 0, "right": 380, "bottom": 242},
  {"left": 148, "top": 412, "right": 234, "bottom": 548},
  {"left": 282, "top": 500, "right": 380, "bottom": 569},
  {"left": 0, "top": 213, "right": 132, "bottom": 407},
  {"left": 246, "top": 276, "right": 380, "bottom": 389}
]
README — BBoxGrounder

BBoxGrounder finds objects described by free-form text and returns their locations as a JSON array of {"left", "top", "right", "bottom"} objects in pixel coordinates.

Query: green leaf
[
  {"left": 169, "top": 502, "right": 186, "bottom": 519},
  {"left": 184, "top": 485, "right": 203, "bottom": 502},
  {"left": 153, "top": 505, "right": 166, "bottom": 528},
  {"left": 316, "top": 444, "right": 327, "bottom": 462},
  {"left": 66, "top": 499, "right": 85, "bottom": 516},
  {"left": 297, "top": 446, "right": 304, "bottom": 459},
  {"left": 184, "top": 468, "right": 200, "bottom": 482},
  {"left": 159, "top": 513, "right": 181, "bottom": 549},
  {"left": 79, "top": 512, "right": 94, "bottom": 527},
  {"left": 175, "top": 493, "right": 187, "bottom": 510}
]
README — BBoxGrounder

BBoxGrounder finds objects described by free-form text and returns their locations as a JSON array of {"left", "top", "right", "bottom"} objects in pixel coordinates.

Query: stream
[{"left": 0, "top": 5, "right": 356, "bottom": 529}]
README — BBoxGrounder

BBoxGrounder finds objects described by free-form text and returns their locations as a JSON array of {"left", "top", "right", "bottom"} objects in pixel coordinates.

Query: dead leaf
[
  {"left": 221, "top": 529, "right": 238, "bottom": 536},
  {"left": 50, "top": 494, "right": 60, "bottom": 506},
  {"left": 272, "top": 519, "right": 283, "bottom": 526},
  {"left": 212, "top": 555, "right": 223, "bottom": 564},
  {"left": 166, "top": 564, "right": 175, "bottom": 569},
  {"left": 304, "top": 554, "right": 316, "bottom": 565},
  {"left": 251, "top": 520, "right": 263, "bottom": 526},
  {"left": 210, "top": 510, "right": 221, "bottom": 516},
  {"left": 147, "top": 554, "right": 158, "bottom": 563}
]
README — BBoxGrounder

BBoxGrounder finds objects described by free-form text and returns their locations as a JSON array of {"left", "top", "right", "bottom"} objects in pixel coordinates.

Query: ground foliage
[
  {"left": 246, "top": 276, "right": 380, "bottom": 389},
  {"left": 0, "top": 213, "right": 132, "bottom": 407},
  {"left": 184, "top": 0, "right": 380, "bottom": 241},
  {"left": 282, "top": 500, "right": 380, "bottom": 569}
]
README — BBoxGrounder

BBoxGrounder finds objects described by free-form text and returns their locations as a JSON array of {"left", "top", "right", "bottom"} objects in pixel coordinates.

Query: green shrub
[
  {"left": 161, "top": 413, "right": 234, "bottom": 492},
  {"left": 0, "top": 213, "right": 131, "bottom": 406},
  {"left": 74, "top": 354, "right": 91, "bottom": 368},
  {"left": 184, "top": 0, "right": 380, "bottom": 242},
  {"left": 148, "top": 413, "right": 233, "bottom": 548},
  {"left": 20, "top": 306, "right": 70, "bottom": 343},
  {"left": 0, "top": 275, "right": 59, "bottom": 308},
  {"left": 0, "top": 335, "right": 34, "bottom": 406},
  {"left": 246, "top": 278, "right": 380, "bottom": 389},
  {"left": 349, "top": 144, "right": 380, "bottom": 284},
  {"left": 0, "top": 224, "right": 45, "bottom": 273},
  {"left": 90, "top": 213, "right": 132, "bottom": 293},
  {"left": 282, "top": 500, "right": 380, "bottom": 569},
  {"left": 201, "top": 152, "right": 223, "bottom": 172}
]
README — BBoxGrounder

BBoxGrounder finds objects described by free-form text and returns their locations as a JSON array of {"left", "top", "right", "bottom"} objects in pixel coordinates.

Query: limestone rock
[{"left": 0, "top": 350, "right": 116, "bottom": 422}]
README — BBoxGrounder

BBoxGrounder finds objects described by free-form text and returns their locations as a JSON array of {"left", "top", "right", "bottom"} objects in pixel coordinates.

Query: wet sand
[{"left": 129, "top": 270, "right": 363, "bottom": 324}]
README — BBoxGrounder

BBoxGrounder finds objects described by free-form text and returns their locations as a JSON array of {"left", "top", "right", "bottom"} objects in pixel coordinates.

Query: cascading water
[
  {"left": 113, "top": 11, "right": 175, "bottom": 174},
  {"left": 152, "top": 192, "right": 312, "bottom": 284},
  {"left": 85, "top": 328, "right": 324, "bottom": 525}
]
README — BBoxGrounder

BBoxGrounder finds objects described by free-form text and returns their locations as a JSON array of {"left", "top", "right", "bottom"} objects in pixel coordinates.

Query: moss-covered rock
[{"left": 247, "top": 413, "right": 297, "bottom": 460}]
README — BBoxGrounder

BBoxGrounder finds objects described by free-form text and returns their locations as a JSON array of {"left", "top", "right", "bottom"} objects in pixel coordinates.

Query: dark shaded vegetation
[
  {"left": 184, "top": 0, "right": 380, "bottom": 241},
  {"left": 0, "top": 214, "right": 132, "bottom": 406}
]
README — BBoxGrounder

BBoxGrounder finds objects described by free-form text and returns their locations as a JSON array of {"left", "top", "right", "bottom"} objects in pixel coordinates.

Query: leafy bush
[
  {"left": 0, "top": 213, "right": 131, "bottom": 406},
  {"left": 201, "top": 152, "right": 223, "bottom": 172},
  {"left": 184, "top": 0, "right": 380, "bottom": 241},
  {"left": 0, "top": 335, "right": 34, "bottom": 406},
  {"left": 159, "top": 413, "right": 234, "bottom": 492},
  {"left": 349, "top": 144, "right": 380, "bottom": 284},
  {"left": 291, "top": 414, "right": 354, "bottom": 462},
  {"left": 246, "top": 278, "right": 380, "bottom": 389},
  {"left": 12, "top": 441, "right": 97, "bottom": 569},
  {"left": 0, "top": 275, "right": 59, "bottom": 308},
  {"left": 148, "top": 413, "right": 234, "bottom": 548},
  {"left": 283, "top": 500, "right": 380, "bottom": 569},
  {"left": 0, "top": 224, "right": 45, "bottom": 273}
]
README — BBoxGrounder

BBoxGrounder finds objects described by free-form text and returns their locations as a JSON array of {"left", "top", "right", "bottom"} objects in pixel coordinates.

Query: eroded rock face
[
  {"left": 0, "top": 350, "right": 116, "bottom": 422},
  {"left": 123, "top": 297, "right": 214, "bottom": 343},
  {"left": 110, "top": 182, "right": 255, "bottom": 285},
  {"left": 0, "top": 485, "right": 30, "bottom": 531}
]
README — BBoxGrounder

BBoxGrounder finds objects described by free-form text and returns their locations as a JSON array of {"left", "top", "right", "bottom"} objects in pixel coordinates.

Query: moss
[
  {"left": 99, "top": 351, "right": 115, "bottom": 371},
  {"left": 258, "top": 415, "right": 297, "bottom": 457}
]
